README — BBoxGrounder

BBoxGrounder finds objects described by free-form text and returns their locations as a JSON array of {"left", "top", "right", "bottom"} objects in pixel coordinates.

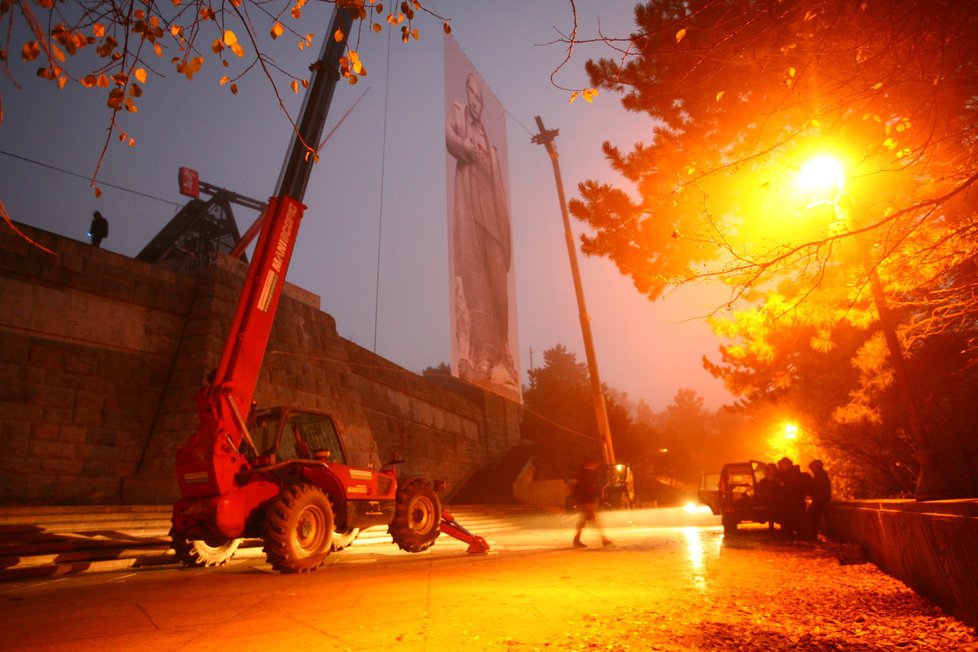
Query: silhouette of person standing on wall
[
  {"left": 89, "top": 211, "right": 108, "bottom": 247},
  {"left": 446, "top": 72, "right": 517, "bottom": 393}
]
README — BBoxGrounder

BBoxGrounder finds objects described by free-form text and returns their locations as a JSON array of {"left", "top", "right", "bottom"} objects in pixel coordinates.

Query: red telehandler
[{"left": 170, "top": 6, "right": 488, "bottom": 573}]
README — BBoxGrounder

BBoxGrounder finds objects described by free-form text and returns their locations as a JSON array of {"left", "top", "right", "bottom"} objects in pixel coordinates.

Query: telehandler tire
[
  {"left": 263, "top": 483, "right": 335, "bottom": 573},
  {"left": 170, "top": 530, "right": 242, "bottom": 567},
  {"left": 330, "top": 528, "right": 360, "bottom": 552},
  {"left": 389, "top": 476, "right": 441, "bottom": 553}
]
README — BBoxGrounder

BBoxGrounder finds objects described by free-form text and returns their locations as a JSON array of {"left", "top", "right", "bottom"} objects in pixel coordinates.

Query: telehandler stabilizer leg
[{"left": 440, "top": 510, "right": 491, "bottom": 554}]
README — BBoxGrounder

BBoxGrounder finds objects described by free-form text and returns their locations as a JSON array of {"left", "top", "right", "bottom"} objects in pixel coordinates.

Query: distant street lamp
[{"left": 795, "top": 153, "right": 958, "bottom": 500}]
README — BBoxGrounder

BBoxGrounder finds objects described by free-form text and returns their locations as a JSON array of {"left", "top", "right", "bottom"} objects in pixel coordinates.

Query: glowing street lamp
[
  {"left": 782, "top": 422, "right": 799, "bottom": 440},
  {"left": 795, "top": 154, "right": 845, "bottom": 208}
]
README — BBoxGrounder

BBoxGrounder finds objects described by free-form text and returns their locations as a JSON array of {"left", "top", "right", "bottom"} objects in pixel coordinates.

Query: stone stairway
[{"left": 0, "top": 504, "right": 544, "bottom": 582}]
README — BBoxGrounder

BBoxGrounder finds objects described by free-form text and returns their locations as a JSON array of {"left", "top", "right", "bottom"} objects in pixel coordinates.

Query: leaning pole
[{"left": 532, "top": 115, "right": 616, "bottom": 466}]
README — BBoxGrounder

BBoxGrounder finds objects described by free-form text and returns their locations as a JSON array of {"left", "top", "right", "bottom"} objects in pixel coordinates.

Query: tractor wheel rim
[
  {"left": 409, "top": 496, "right": 435, "bottom": 533},
  {"left": 296, "top": 506, "right": 325, "bottom": 553}
]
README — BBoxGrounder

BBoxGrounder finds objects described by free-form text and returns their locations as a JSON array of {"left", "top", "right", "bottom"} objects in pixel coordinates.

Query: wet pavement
[{"left": 2, "top": 507, "right": 976, "bottom": 651}]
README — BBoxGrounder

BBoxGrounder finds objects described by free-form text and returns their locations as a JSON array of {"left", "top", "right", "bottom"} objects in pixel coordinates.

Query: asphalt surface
[{"left": 2, "top": 507, "right": 976, "bottom": 651}]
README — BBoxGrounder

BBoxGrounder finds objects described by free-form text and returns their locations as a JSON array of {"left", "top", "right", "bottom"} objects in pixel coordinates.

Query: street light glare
[{"left": 796, "top": 154, "right": 845, "bottom": 207}]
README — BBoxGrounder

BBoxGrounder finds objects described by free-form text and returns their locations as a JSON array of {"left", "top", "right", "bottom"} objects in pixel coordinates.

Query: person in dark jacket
[
  {"left": 571, "top": 455, "right": 611, "bottom": 548},
  {"left": 806, "top": 459, "right": 832, "bottom": 540},
  {"left": 89, "top": 211, "right": 109, "bottom": 247},
  {"left": 777, "top": 457, "right": 810, "bottom": 540}
]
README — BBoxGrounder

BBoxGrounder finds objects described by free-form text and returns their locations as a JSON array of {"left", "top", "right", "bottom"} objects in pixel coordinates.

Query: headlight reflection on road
[{"left": 681, "top": 526, "right": 720, "bottom": 591}]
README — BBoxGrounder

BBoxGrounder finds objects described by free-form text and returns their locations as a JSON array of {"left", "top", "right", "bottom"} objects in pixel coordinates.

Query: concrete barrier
[{"left": 825, "top": 499, "right": 978, "bottom": 629}]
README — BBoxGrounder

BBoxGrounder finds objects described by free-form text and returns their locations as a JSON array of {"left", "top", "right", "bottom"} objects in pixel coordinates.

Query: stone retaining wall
[
  {"left": 1, "top": 223, "right": 522, "bottom": 505},
  {"left": 825, "top": 499, "right": 978, "bottom": 629}
]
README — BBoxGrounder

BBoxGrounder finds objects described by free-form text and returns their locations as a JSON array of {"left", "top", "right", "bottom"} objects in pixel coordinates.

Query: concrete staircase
[{"left": 0, "top": 504, "right": 541, "bottom": 582}]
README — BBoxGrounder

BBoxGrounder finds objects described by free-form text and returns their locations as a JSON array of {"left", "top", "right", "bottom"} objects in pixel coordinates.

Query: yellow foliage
[
  {"left": 271, "top": 23, "right": 284, "bottom": 39},
  {"left": 675, "top": 28, "right": 687, "bottom": 44},
  {"left": 134, "top": 67, "right": 147, "bottom": 83}
]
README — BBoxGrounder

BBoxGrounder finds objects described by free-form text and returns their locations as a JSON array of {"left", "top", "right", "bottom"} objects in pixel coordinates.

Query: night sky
[{"left": 0, "top": 0, "right": 732, "bottom": 411}]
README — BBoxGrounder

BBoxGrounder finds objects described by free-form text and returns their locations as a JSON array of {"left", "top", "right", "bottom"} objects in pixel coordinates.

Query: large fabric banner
[{"left": 444, "top": 34, "right": 521, "bottom": 402}]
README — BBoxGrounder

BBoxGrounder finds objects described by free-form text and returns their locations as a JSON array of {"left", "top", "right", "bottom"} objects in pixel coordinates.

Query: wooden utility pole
[{"left": 532, "top": 116, "right": 616, "bottom": 466}]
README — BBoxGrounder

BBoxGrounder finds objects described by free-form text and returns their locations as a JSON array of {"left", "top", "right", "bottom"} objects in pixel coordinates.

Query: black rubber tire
[
  {"left": 330, "top": 528, "right": 360, "bottom": 552},
  {"left": 170, "top": 529, "right": 242, "bottom": 567},
  {"left": 262, "top": 484, "right": 334, "bottom": 573},
  {"left": 722, "top": 514, "right": 738, "bottom": 535},
  {"left": 389, "top": 477, "right": 442, "bottom": 553}
]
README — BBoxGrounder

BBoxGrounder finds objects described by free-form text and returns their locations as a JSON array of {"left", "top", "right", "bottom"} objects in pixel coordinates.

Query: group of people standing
[{"left": 756, "top": 457, "right": 832, "bottom": 540}]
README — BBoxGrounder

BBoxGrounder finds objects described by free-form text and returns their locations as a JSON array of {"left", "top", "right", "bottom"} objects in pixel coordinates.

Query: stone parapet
[{"left": 825, "top": 499, "right": 978, "bottom": 629}]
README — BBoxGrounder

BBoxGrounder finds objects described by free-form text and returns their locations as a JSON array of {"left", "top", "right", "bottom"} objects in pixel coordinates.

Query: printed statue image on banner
[{"left": 444, "top": 34, "right": 521, "bottom": 403}]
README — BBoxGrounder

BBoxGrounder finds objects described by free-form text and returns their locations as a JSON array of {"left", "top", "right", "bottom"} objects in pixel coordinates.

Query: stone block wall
[
  {"left": 0, "top": 225, "right": 195, "bottom": 503},
  {"left": 825, "top": 499, "right": 978, "bottom": 629},
  {"left": 1, "top": 223, "right": 523, "bottom": 506}
]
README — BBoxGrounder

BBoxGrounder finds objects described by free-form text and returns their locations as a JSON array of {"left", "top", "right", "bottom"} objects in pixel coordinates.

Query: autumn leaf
[
  {"left": 290, "top": 80, "right": 299, "bottom": 93},
  {"left": 219, "top": 75, "right": 229, "bottom": 85},
  {"left": 22, "top": 41, "right": 41, "bottom": 61},
  {"left": 81, "top": 74, "right": 98, "bottom": 88},
  {"left": 230, "top": 83, "right": 238, "bottom": 95},
  {"left": 271, "top": 22, "right": 284, "bottom": 39},
  {"left": 107, "top": 87, "right": 124, "bottom": 109},
  {"left": 134, "top": 67, "right": 147, "bottom": 83},
  {"left": 715, "top": 90, "right": 725, "bottom": 101},
  {"left": 675, "top": 27, "right": 687, "bottom": 44},
  {"left": 93, "top": 23, "right": 106, "bottom": 38},
  {"left": 334, "top": 27, "right": 345, "bottom": 42},
  {"left": 569, "top": 91, "right": 579, "bottom": 104}
]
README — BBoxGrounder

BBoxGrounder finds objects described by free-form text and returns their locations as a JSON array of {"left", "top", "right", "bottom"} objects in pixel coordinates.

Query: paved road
[{"left": 2, "top": 508, "right": 975, "bottom": 651}]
